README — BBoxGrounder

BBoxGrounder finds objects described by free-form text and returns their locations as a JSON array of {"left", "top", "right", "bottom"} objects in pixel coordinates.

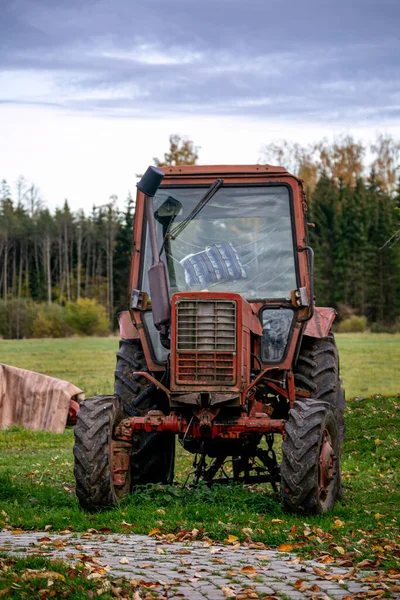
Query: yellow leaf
[
  {"left": 231, "top": 543, "right": 240, "bottom": 550},
  {"left": 11, "top": 529, "right": 24, "bottom": 535},
  {"left": 87, "top": 572, "right": 104, "bottom": 580},
  {"left": 271, "top": 519, "right": 284, "bottom": 523},
  {"left": 333, "top": 519, "right": 344, "bottom": 528},
  {"left": 35, "top": 572, "right": 66, "bottom": 581},
  {"left": 278, "top": 543, "right": 294, "bottom": 552},
  {"left": 319, "top": 554, "right": 334, "bottom": 563},
  {"left": 374, "top": 439, "right": 384, "bottom": 445},
  {"left": 241, "top": 565, "right": 257, "bottom": 574},
  {"left": 224, "top": 535, "right": 239, "bottom": 544},
  {"left": 148, "top": 528, "right": 161, "bottom": 536}
]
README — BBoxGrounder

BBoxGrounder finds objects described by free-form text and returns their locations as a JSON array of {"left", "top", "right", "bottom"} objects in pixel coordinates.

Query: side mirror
[{"left": 155, "top": 196, "right": 183, "bottom": 227}]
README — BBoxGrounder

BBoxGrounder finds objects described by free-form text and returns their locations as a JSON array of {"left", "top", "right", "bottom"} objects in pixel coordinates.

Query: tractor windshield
[{"left": 142, "top": 185, "right": 297, "bottom": 301}]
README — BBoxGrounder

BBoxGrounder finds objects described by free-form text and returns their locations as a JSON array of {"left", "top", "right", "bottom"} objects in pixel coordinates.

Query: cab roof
[{"left": 160, "top": 164, "right": 289, "bottom": 177}]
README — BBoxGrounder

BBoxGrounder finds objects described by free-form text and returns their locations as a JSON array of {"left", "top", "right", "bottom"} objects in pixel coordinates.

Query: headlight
[{"left": 261, "top": 308, "right": 294, "bottom": 363}]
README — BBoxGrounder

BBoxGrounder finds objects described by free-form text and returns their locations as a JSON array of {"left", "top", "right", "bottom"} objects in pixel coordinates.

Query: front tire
[
  {"left": 281, "top": 399, "right": 341, "bottom": 514},
  {"left": 73, "top": 395, "right": 130, "bottom": 511},
  {"left": 114, "top": 339, "right": 175, "bottom": 485}
]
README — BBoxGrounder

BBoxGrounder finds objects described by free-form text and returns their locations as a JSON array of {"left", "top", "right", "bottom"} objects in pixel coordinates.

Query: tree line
[{"left": 0, "top": 134, "right": 399, "bottom": 338}]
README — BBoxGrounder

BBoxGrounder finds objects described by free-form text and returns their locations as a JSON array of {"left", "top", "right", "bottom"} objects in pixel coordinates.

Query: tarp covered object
[{"left": 0, "top": 363, "right": 84, "bottom": 433}]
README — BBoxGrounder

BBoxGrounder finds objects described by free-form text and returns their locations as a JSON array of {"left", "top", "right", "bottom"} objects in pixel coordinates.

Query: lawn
[
  {"left": 1, "top": 333, "right": 399, "bottom": 399},
  {"left": 0, "top": 334, "right": 399, "bottom": 575}
]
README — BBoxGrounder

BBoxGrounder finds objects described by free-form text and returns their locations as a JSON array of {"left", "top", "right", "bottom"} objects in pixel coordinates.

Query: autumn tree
[
  {"left": 370, "top": 133, "right": 400, "bottom": 196},
  {"left": 154, "top": 134, "right": 200, "bottom": 167}
]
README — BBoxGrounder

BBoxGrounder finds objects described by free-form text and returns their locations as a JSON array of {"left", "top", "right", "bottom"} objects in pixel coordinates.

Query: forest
[{"left": 0, "top": 134, "right": 399, "bottom": 338}]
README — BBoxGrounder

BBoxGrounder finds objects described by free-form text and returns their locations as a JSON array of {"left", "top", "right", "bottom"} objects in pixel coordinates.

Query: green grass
[
  {"left": 1, "top": 333, "right": 399, "bottom": 398},
  {"left": 0, "top": 337, "right": 116, "bottom": 397},
  {"left": 0, "top": 334, "right": 399, "bottom": 572},
  {"left": 336, "top": 333, "right": 400, "bottom": 398},
  {"left": 0, "top": 553, "right": 143, "bottom": 599},
  {"left": 0, "top": 397, "right": 399, "bottom": 570}
]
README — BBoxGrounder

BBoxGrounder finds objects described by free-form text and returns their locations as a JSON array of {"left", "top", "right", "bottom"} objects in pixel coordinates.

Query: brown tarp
[{"left": 0, "top": 363, "right": 84, "bottom": 433}]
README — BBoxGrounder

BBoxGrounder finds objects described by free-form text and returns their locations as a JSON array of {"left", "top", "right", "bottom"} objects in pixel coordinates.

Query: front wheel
[
  {"left": 281, "top": 399, "right": 341, "bottom": 514},
  {"left": 73, "top": 395, "right": 131, "bottom": 511}
]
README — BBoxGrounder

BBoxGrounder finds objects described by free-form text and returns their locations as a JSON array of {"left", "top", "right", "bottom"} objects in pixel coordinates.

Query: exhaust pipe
[{"left": 137, "top": 167, "right": 171, "bottom": 347}]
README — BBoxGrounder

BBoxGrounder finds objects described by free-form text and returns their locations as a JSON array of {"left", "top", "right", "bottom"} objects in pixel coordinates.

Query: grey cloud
[{"left": 1, "top": 0, "right": 400, "bottom": 123}]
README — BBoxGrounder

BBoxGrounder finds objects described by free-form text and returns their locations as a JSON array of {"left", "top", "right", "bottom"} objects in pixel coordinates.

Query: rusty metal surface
[
  {"left": 0, "top": 363, "right": 83, "bottom": 433},
  {"left": 304, "top": 307, "right": 336, "bottom": 338},
  {"left": 118, "top": 310, "right": 139, "bottom": 340},
  {"left": 114, "top": 412, "right": 286, "bottom": 440}
]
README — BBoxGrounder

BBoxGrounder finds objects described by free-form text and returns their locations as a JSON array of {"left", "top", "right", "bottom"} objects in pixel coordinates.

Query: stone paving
[{"left": 0, "top": 531, "right": 398, "bottom": 599}]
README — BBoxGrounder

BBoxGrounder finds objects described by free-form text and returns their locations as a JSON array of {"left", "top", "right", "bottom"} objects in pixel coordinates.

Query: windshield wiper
[{"left": 168, "top": 178, "right": 224, "bottom": 240}]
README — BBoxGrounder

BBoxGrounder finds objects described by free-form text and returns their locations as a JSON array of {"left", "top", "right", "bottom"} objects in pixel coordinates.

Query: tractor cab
[
  {"left": 74, "top": 165, "right": 346, "bottom": 516},
  {"left": 133, "top": 165, "right": 313, "bottom": 373}
]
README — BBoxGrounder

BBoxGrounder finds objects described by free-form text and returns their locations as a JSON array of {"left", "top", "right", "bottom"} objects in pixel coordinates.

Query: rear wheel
[
  {"left": 281, "top": 399, "right": 341, "bottom": 514},
  {"left": 294, "top": 334, "right": 346, "bottom": 442},
  {"left": 74, "top": 395, "right": 130, "bottom": 511},
  {"left": 114, "top": 339, "right": 175, "bottom": 485}
]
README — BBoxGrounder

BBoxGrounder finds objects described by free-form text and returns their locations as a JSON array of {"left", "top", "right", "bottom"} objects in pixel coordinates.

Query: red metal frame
[{"left": 114, "top": 413, "right": 286, "bottom": 440}]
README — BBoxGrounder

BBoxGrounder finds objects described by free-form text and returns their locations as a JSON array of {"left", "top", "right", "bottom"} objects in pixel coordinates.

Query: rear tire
[
  {"left": 295, "top": 334, "right": 346, "bottom": 443},
  {"left": 114, "top": 339, "right": 175, "bottom": 485},
  {"left": 73, "top": 395, "right": 130, "bottom": 511},
  {"left": 281, "top": 399, "right": 341, "bottom": 514}
]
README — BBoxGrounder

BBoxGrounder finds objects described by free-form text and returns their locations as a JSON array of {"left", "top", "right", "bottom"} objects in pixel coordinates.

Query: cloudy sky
[{"left": 1, "top": 0, "right": 400, "bottom": 211}]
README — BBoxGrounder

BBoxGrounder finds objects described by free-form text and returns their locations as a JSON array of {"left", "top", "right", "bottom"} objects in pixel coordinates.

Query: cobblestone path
[{"left": 0, "top": 531, "right": 398, "bottom": 599}]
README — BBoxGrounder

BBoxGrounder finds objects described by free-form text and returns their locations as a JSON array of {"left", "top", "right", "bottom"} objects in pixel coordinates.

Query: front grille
[{"left": 176, "top": 300, "right": 236, "bottom": 384}]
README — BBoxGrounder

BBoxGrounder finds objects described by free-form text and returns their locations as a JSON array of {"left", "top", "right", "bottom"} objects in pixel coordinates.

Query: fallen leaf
[
  {"left": 357, "top": 559, "right": 376, "bottom": 568},
  {"left": 319, "top": 554, "right": 335, "bottom": 564},
  {"left": 312, "top": 566, "right": 327, "bottom": 577},
  {"left": 224, "top": 535, "right": 239, "bottom": 544},
  {"left": 156, "top": 547, "right": 164, "bottom": 555},
  {"left": 241, "top": 565, "right": 257, "bottom": 574},
  {"left": 148, "top": 528, "right": 161, "bottom": 536},
  {"left": 119, "top": 557, "right": 130, "bottom": 564},
  {"left": 212, "top": 558, "right": 225, "bottom": 563},
  {"left": 333, "top": 519, "right": 344, "bottom": 528},
  {"left": 231, "top": 543, "right": 241, "bottom": 550},
  {"left": 222, "top": 587, "right": 236, "bottom": 598},
  {"left": 11, "top": 529, "right": 24, "bottom": 535},
  {"left": 277, "top": 543, "right": 294, "bottom": 552}
]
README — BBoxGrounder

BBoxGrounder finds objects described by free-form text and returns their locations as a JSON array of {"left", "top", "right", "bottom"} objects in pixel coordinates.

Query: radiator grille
[{"left": 175, "top": 300, "right": 236, "bottom": 384}]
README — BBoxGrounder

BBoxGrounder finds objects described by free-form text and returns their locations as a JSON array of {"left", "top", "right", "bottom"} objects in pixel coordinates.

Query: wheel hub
[{"left": 319, "top": 428, "right": 335, "bottom": 502}]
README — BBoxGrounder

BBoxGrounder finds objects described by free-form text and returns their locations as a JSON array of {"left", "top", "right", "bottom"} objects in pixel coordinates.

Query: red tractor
[{"left": 74, "top": 164, "right": 345, "bottom": 514}]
